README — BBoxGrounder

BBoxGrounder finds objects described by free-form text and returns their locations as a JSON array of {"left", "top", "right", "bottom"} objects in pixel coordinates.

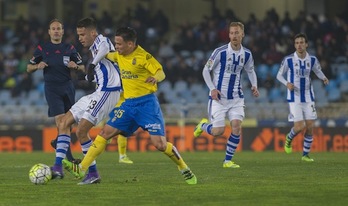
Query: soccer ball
[{"left": 29, "top": 163, "right": 52, "bottom": 185}]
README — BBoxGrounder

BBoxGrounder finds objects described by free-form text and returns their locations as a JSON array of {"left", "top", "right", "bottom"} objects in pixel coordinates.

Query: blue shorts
[
  {"left": 107, "top": 93, "right": 165, "bottom": 136},
  {"left": 45, "top": 81, "right": 75, "bottom": 117},
  {"left": 108, "top": 106, "right": 138, "bottom": 136}
]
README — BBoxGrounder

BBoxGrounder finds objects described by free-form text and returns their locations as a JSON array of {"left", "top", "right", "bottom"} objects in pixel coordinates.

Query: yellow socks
[
  {"left": 80, "top": 135, "right": 107, "bottom": 171},
  {"left": 117, "top": 135, "right": 127, "bottom": 156},
  {"left": 163, "top": 142, "right": 187, "bottom": 170}
]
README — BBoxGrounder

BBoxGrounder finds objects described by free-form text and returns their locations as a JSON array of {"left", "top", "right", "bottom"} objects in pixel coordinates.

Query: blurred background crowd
[{"left": 0, "top": 0, "right": 347, "bottom": 125}]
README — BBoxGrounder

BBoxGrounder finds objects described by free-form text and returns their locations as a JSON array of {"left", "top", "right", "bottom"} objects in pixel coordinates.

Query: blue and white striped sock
[
  {"left": 202, "top": 123, "right": 213, "bottom": 135},
  {"left": 81, "top": 139, "right": 97, "bottom": 173},
  {"left": 287, "top": 128, "right": 297, "bottom": 141},
  {"left": 224, "top": 134, "right": 240, "bottom": 162},
  {"left": 55, "top": 134, "right": 71, "bottom": 165},
  {"left": 303, "top": 135, "right": 313, "bottom": 156}
]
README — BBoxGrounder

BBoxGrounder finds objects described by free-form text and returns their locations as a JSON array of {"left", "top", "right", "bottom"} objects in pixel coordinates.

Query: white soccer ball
[{"left": 29, "top": 163, "right": 52, "bottom": 185}]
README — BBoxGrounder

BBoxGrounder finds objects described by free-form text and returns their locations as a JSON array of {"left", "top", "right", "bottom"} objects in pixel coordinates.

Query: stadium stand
[{"left": 0, "top": 6, "right": 348, "bottom": 126}]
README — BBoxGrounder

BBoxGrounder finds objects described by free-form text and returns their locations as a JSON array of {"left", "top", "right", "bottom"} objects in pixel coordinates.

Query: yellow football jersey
[{"left": 107, "top": 46, "right": 163, "bottom": 99}]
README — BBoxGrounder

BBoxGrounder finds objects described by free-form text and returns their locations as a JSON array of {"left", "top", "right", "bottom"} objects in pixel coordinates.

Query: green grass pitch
[{"left": 0, "top": 151, "right": 347, "bottom": 206}]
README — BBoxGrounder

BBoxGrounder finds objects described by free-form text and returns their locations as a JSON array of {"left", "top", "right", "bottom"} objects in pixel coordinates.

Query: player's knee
[
  {"left": 293, "top": 120, "right": 305, "bottom": 131},
  {"left": 153, "top": 143, "right": 166, "bottom": 151},
  {"left": 100, "top": 126, "right": 120, "bottom": 140},
  {"left": 305, "top": 121, "right": 314, "bottom": 131},
  {"left": 211, "top": 128, "right": 224, "bottom": 136},
  {"left": 294, "top": 124, "right": 306, "bottom": 132},
  {"left": 230, "top": 121, "right": 242, "bottom": 134},
  {"left": 75, "top": 127, "right": 88, "bottom": 141},
  {"left": 151, "top": 137, "right": 166, "bottom": 151},
  {"left": 57, "top": 119, "right": 69, "bottom": 132}
]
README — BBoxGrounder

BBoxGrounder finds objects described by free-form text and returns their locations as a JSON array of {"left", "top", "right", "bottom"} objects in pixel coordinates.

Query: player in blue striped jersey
[
  {"left": 50, "top": 17, "right": 122, "bottom": 184},
  {"left": 277, "top": 33, "right": 329, "bottom": 161},
  {"left": 194, "top": 22, "right": 259, "bottom": 168},
  {"left": 27, "top": 19, "right": 84, "bottom": 164}
]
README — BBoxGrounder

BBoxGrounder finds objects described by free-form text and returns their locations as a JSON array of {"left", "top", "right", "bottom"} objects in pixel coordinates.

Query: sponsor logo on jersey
[
  {"left": 205, "top": 59, "right": 213, "bottom": 68},
  {"left": 146, "top": 54, "right": 152, "bottom": 60}
]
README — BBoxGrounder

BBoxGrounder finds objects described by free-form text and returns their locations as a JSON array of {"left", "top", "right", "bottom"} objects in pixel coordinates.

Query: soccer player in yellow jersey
[{"left": 63, "top": 27, "right": 197, "bottom": 184}]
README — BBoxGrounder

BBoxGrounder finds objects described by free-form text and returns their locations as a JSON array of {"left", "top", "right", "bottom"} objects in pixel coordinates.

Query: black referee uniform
[{"left": 29, "top": 42, "right": 83, "bottom": 117}]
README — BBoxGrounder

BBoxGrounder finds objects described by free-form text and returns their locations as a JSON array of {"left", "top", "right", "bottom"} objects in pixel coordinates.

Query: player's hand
[
  {"left": 286, "top": 82, "right": 294, "bottom": 91},
  {"left": 210, "top": 89, "right": 221, "bottom": 101},
  {"left": 145, "top": 77, "right": 157, "bottom": 85},
  {"left": 67, "top": 61, "right": 79, "bottom": 70},
  {"left": 87, "top": 64, "right": 96, "bottom": 82},
  {"left": 323, "top": 78, "right": 329, "bottom": 85},
  {"left": 37, "top": 61, "right": 48, "bottom": 70},
  {"left": 251, "top": 86, "right": 259, "bottom": 97}
]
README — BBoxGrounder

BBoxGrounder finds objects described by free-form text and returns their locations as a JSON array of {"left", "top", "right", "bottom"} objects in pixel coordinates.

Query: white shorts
[
  {"left": 288, "top": 102, "right": 317, "bottom": 122},
  {"left": 208, "top": 98, "right": 245, "bottom": 127},
  {"left": 70, "top": 90, "right": 120, "bottom": 125}
]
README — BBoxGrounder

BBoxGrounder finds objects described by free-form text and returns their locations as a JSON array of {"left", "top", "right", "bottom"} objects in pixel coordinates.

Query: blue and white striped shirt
[
  {"left": 277, "top": 52, "right": 327, "bottom": 103},
  {"left": 89, "top": 34, "right": 122, "bottom": 92},
  {"left": 203, "top": 43, "right": 257, "bottom": 100}
]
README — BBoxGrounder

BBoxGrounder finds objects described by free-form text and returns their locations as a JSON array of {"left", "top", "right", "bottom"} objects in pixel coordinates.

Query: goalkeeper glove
[{"left": 87, "top": 64, "right": 96, "bottom": 82}]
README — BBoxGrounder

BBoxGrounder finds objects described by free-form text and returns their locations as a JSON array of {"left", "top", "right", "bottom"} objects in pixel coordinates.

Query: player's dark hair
[
  {"left": 294, "top": 33, "right": 308, "bottom": 43},
  {"left": 115, "top": 27, "right": 137, "bottom": 43},
  {"left": 76, "top": 17, "right": 97, "bottom": 29},
  {"left": 49, "top": 18, "right": 64, "bottom": 29}
]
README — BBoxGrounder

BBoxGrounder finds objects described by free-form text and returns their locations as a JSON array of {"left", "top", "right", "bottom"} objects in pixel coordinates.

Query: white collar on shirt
[{"left": 294, "top": 51, "right": 309, "bottom": 61}]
